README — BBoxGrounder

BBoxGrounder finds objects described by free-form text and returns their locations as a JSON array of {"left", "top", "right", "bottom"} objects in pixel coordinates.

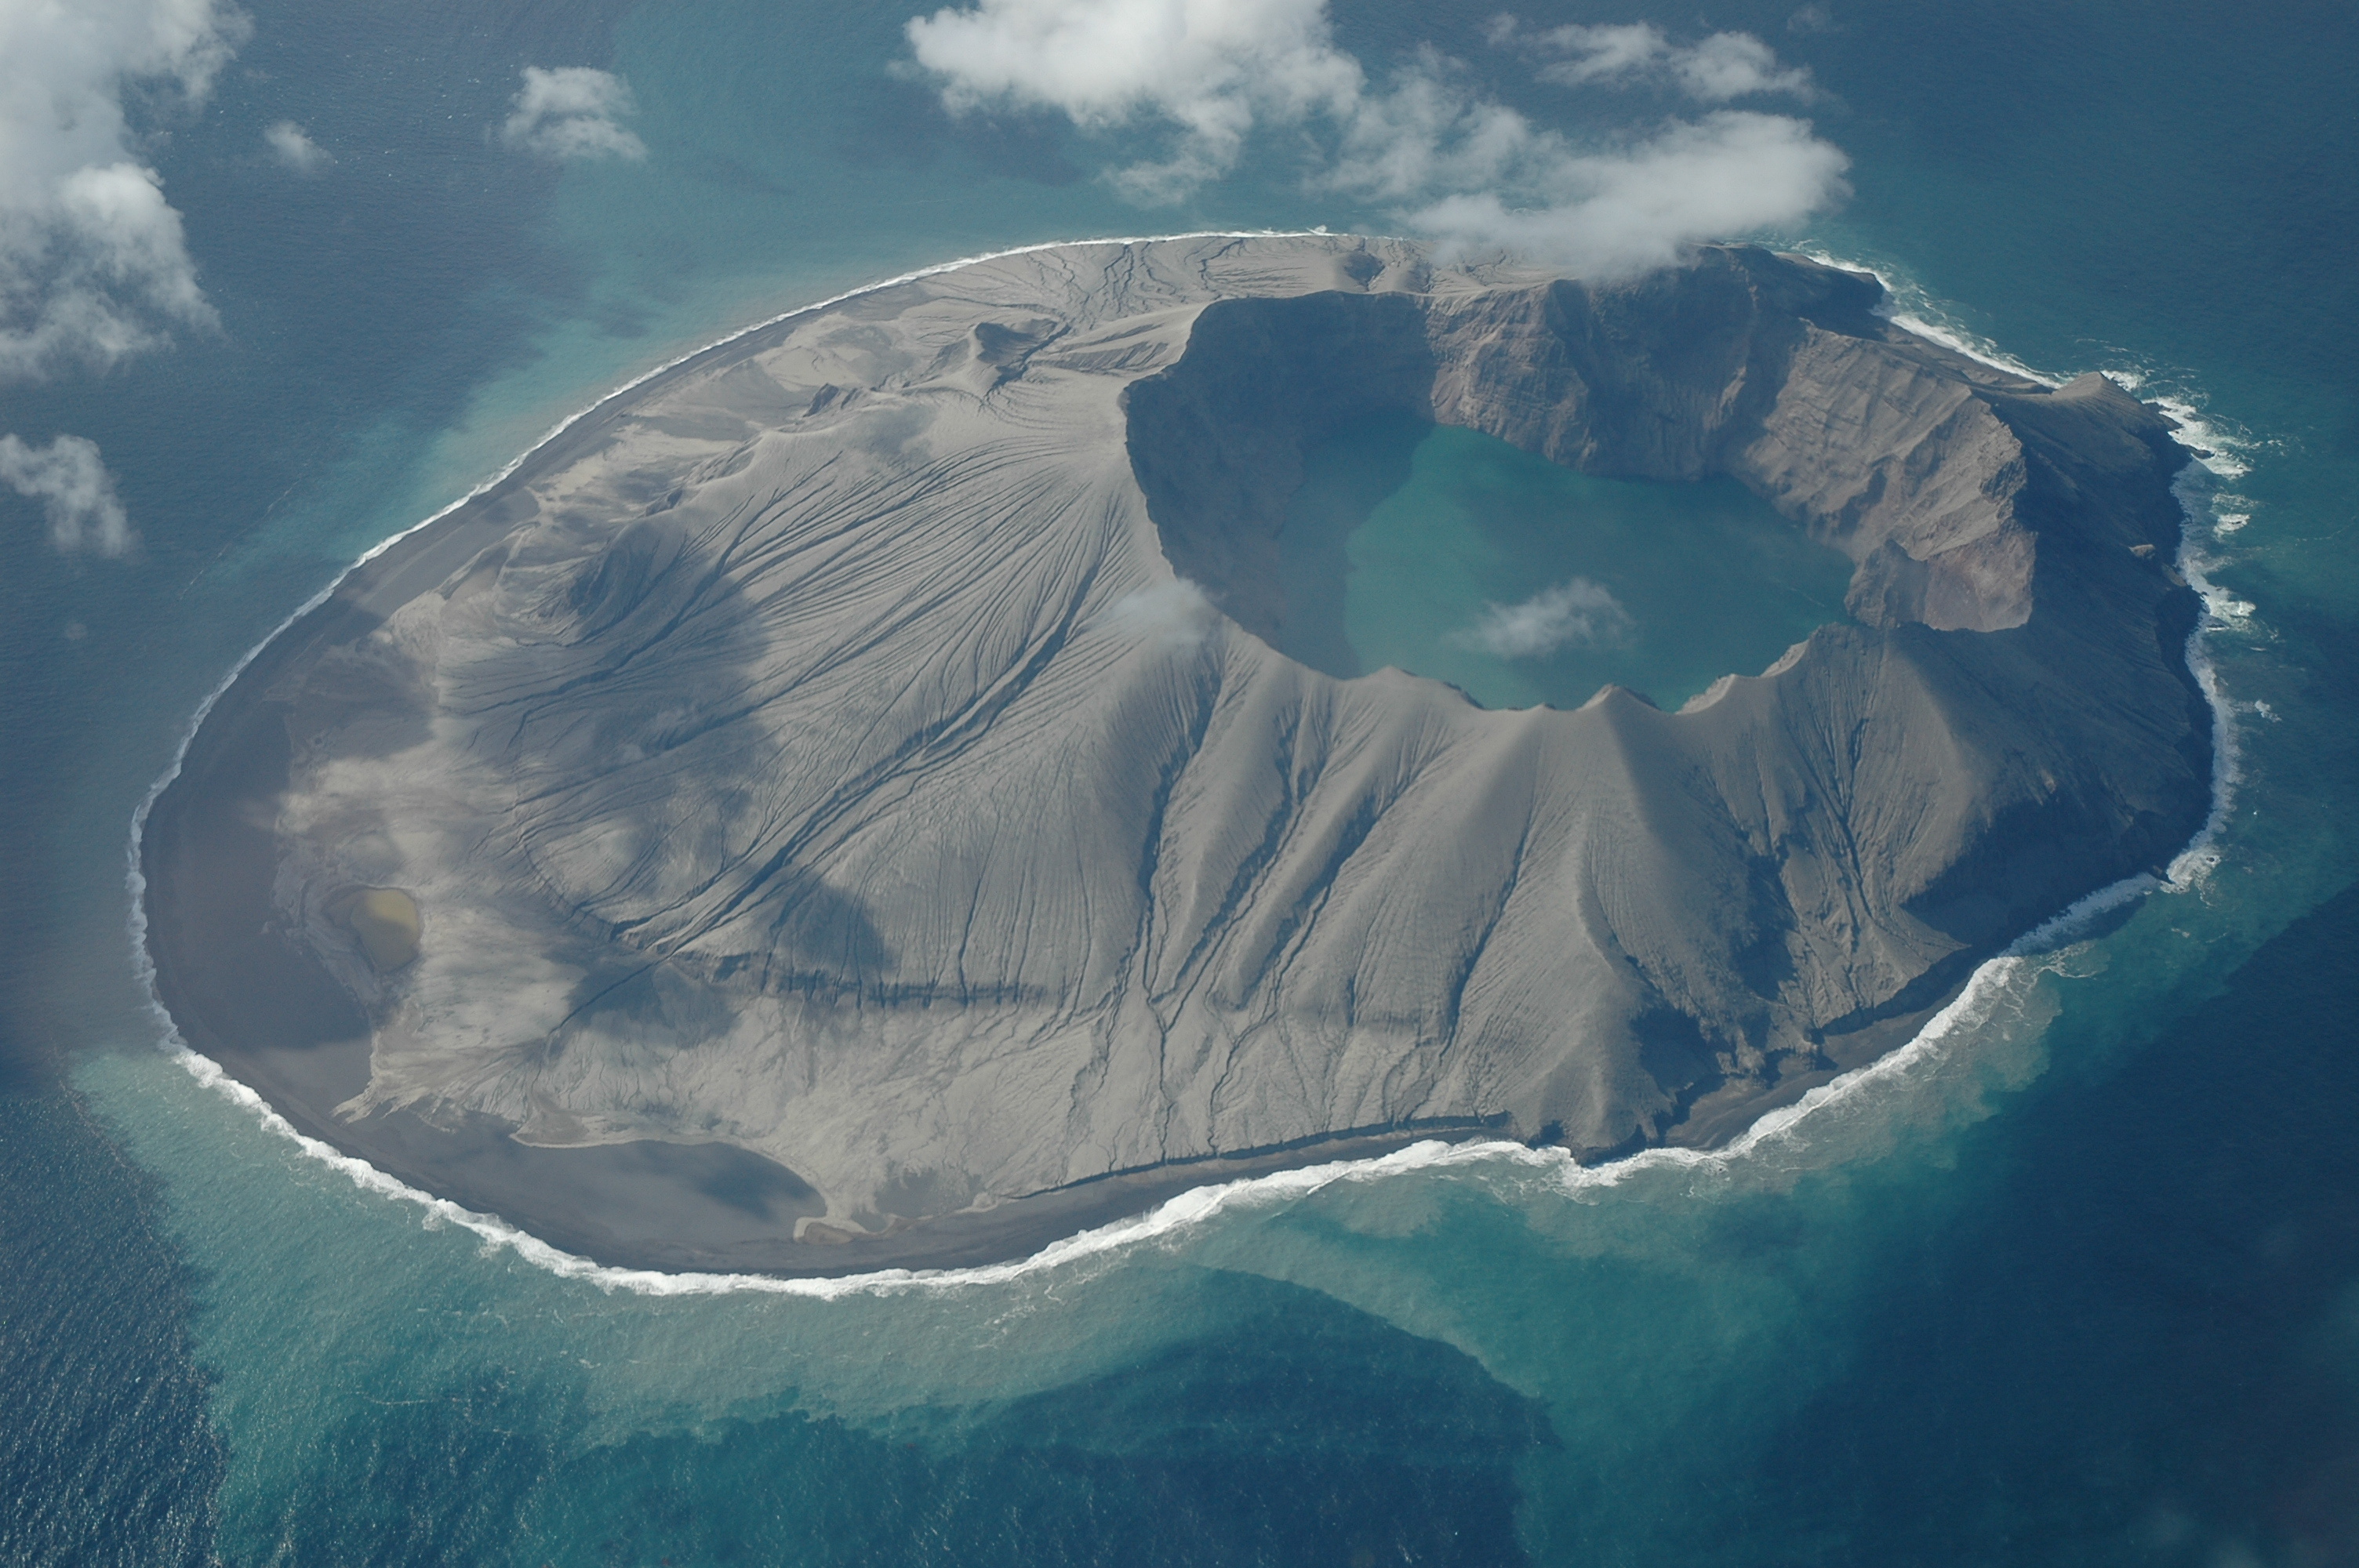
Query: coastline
[{"left": 128, "top": 234, "right": 2241, "bottom": 1287}]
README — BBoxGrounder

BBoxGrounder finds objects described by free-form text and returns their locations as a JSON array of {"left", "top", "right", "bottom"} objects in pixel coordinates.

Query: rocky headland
[{"left": 140, "top": 234, "right": 2211, "bottom": 1274}]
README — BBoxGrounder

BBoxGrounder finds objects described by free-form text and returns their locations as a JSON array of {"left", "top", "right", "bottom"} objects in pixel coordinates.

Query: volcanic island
[{"left": 141, "top": 234, "right": 2212, "bottom": 1274}]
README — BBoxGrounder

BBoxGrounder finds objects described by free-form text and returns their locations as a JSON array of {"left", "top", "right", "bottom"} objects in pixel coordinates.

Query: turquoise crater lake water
[{"left": 1274, "top": 414, "right": 1858, "bottom": 711}]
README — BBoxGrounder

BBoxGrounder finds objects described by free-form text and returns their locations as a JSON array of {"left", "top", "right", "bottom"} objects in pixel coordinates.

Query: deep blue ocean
[{"left": 3, "top": 2, "right": 2355, "bottom": 1563}]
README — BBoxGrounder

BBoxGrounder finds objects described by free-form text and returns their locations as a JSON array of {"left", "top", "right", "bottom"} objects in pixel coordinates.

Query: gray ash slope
[{"left": 143, "top": 234, "right": 2208, "bottom": 1269}]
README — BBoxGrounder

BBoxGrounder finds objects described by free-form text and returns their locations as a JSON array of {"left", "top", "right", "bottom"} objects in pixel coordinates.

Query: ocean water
[
  {"left": 3, "top": 1, "right": 2356, "bottom": 1564},
  {"left": 1278, "top": 416, "right": 1854, "bottom": 710}
]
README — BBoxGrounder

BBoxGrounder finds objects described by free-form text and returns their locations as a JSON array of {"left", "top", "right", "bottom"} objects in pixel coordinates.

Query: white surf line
[
  {"left": 1791, "top": 245, "right": 2263, "bottom": 492},
  {"left": 2162, "top": 465, "right": 2248, "bottom": 887},
  {"left": 115, "top": 227, "right": 1388, "bottom": 1298},
  {"left": 1788, "top": 247, "right": 2063, "bottom": 387},
  {"left": 120, "top": 234, "right": 2250, "bottom": 1298},
  {"left": 1791, "top": 243, "right": 2253, "bottom": 891}
]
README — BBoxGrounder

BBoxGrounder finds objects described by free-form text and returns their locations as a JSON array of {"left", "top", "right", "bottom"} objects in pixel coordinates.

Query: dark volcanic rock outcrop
[{"left": 140, "top": 235, "right": 2208, "bottom": 1272}]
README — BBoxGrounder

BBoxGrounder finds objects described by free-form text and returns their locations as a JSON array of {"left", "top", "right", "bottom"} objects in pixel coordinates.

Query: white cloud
[
  {"left": 1497, "top": 20, "right": 1656, "bottom": 81},
  {"left": 1318, "top": 53, "right": 1845, "bottom": 278},
  {"left": 502, "top": 66, "right": 648, "bottom": 162},
  {"left": 0, "top": 0, "right": 245, "bottom": 380},
  {"left": 1501, "top": 20, "right": 1816, "bottom": 101},
  {"left": 0, "top": 433, "right": 134, "bottom": 555},
  {"left": 1402, "top": 111, "right": 1851, "bottom": 278},
  {"left": 901, "top": 2, "right": 1845, "bottom": 278},
  {"left": 1670, "top": 31, "right": 1814, "bottom": 100},
  {"left": 1324, "top": 49, "right": 1533, "bottom": 203},
  {"left": 906, "top": 0, "right": 1360, "bottom": 199},
  {"left": 264, "top": 119, "right": 332, "bottom": 173},
  {"left": 1451, "top": 579, "right": 1631, "bottom": 658}
]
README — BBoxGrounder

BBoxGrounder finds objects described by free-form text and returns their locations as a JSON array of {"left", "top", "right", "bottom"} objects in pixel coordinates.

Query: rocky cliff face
[
  {"left": 144, "top": 234, "right": 2210, "bottom": 1255},
  {"left": 1121, "top": 244, "right": 2204, "bottom": 1137}
]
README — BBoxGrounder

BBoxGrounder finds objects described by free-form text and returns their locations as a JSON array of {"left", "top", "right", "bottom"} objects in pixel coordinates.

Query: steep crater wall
[
  {"left": 1127, "top": 249, "right": 2196, "bottom": 652},
  {"left": 1125, "top": 247, "right": 2212, "bottom": 1031}
]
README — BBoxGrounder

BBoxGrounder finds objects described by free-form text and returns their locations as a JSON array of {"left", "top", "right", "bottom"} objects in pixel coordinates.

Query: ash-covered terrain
[{"left": 142, "top": 234, "right": 2210, "bottom": 1273}]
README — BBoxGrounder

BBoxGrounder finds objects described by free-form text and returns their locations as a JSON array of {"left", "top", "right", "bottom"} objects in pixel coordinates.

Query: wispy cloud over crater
[{"left": 1450, "top": 579, "right": 1632, "bottom": 659}]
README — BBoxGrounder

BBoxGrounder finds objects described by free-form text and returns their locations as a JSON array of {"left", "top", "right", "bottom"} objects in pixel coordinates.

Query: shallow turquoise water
[
  {"left": 3, "top": 0, "right": 2356, "bottom": 1563},
  {"left": 1278, "top": 416, "right": 1855, "bottom": 710}
]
